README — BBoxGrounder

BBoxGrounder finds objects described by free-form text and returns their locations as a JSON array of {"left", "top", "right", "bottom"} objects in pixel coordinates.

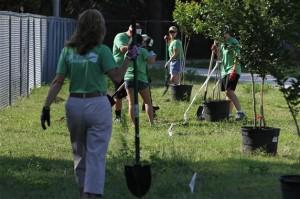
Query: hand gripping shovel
[{"left": 125, "top": 17, "right": 151, "bottom": 198}]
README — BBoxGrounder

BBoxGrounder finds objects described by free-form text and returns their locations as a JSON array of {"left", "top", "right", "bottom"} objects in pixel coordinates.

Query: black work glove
[{"left": 41, "top": 106, "right": 50, "bottom": 130}]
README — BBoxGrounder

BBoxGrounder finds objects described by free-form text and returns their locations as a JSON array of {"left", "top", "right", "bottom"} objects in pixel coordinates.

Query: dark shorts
[
  {"left": 125, "top": 80, "right": 149, "bottom": 91},
  {"left": 221, "top": 74, "right": 240, "bottom": 91},
  {"left": 169, "top": 60, "right": 181, "bottom": 75}
]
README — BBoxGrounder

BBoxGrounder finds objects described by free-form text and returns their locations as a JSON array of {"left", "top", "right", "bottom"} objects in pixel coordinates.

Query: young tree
[{"left": 200, "top": 0, "right": 300, "bottom": 132}]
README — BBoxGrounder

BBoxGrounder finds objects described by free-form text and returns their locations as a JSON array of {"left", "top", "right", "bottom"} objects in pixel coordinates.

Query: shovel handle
[
  {"left": 204, "top": 45, "right": 216, "bottom": 101},
  {"left": 111, "top": 82, "right": 125, "bottom": 98},
  {"left": 131, "top": 16, "right": 141, "bottom": 165}
]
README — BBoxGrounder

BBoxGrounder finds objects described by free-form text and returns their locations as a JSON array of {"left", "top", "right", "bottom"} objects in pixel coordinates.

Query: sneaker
[
  {"left": 236, "top": 111, "right": 245, "bottom": 121},
  {"left": 114, "top": 116, "right": 121, "bottom": 123}
]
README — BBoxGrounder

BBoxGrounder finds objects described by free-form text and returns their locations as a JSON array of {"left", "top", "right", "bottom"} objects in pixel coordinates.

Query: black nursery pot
[
  {"left": 241, "top": 126, "right": 280, "bottom": 155},
  {"left": 170, "top": 84, "right": 193, "bottom": 101},
  {"left": 280, "top": 175, "right": 300, "bottom": 199},
  {"left": 202, "top": 100, "right": 230, "bottom": 122}
]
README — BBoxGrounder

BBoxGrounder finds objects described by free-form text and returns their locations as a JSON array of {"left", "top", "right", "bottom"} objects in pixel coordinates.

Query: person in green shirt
[
  {"left": 211, "top": 30, "right": 245, "bottom": 121},
  {"left": 164, "top": 26, "right": 184, "bottom": 85},
  {"left": 124, "top": 34, "right": 156, "bottom": 126},
  {"left": 112, "top": 23, "right": 142, "bottom": 122},
  {"left": 40, "top": 9, "right": 138, "bottom": 199}
]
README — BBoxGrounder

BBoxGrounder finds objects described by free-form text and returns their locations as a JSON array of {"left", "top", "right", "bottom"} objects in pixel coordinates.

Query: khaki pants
[{"left": 65, "top": 96, "right": 112, "bottom": 195}]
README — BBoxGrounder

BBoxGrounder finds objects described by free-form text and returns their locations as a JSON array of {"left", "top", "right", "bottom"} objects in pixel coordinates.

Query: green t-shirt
[
  {"left": 56, "top": 44, "right": 117, "bottom": 93},
  {"left": 168, "top": 39, "right": 184, "bottom": 60},
  {"left": 113, "top": 32, "right": 130, "bottom": 65},
  {"left": 220, "top": 37, "right": 241, "bottom": 77},
  {"left": 124, "top": 47, "right": 149, "bottom": 83}
]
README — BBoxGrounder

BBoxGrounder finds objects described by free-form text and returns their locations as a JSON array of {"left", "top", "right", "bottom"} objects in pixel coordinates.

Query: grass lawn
[{"left": 0, "top": 68, "right": 300, "bottom": 199}]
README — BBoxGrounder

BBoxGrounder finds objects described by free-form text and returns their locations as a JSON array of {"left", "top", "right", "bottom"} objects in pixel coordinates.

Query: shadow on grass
[
  {"left": 0, "top": 152, "right": 297, "bottom": 199},
  {"left": 0, "top": 155, "right": 76, "bottom": 199}
]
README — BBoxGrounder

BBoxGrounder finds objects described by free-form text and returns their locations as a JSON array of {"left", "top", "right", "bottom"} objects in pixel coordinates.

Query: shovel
[{"left": 125, "top": 17, "right": 151, "bottom": 198}]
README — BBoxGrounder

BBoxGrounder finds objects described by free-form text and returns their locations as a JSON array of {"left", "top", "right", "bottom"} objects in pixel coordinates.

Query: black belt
[{"left": 70, "top": 92, "right": 106, "bottom": 98}]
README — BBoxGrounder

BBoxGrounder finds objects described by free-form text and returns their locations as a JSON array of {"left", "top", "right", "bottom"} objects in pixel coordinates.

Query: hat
[
  {"left": 223, "top": 25, "right": 232, "bottom": 35},
  {"left": 129, "top": 23, "right": 141, "bottom": 31},
  {"left": 168, "top": 26, "right": 178, "bottom": 32}
]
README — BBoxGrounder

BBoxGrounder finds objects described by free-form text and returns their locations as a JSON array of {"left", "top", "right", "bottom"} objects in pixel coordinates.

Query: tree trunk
[
  {"left": 260, "top": 76, "right": 266, "bottom": 127},
  {"left": 251, "top": 73, "right": 257, "bottom": 128},
  {"left": 286, "top": 100, "right": 300, "bottom": 136}
]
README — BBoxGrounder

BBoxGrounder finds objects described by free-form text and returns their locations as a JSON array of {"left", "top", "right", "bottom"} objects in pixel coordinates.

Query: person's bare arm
[
  {"left": 43, "top": 74, "right": 65, "bottom": 107},
  {"left": 170, "top": 48, "right": 179, "bottom": 61},
  {"left": 165, "top": 48, "right": 179, "bottom": 68}
]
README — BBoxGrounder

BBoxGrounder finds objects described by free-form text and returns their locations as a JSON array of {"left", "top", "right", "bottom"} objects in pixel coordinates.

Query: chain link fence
[{"left": 0, "top": 11, "right": 75, "bottom": 109}]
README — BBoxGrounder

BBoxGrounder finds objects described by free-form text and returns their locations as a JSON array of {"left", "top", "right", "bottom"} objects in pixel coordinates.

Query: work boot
[{"left": 114, "top": 115, "right": 121, "bottom": 123}]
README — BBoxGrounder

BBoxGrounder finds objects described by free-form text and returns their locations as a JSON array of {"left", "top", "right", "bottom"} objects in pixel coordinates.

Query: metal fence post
[
  {"left": 33, "top": 18, "right": 36, "bottom": 88},
  {"left": 40, "top": 17, "right": 43, "bottom": 85},
  {"left": 27, "top": 17, "right": 29, "bottom": 96},
  {"left": 8, "top": 15, "right": 11, "bottom": 105},
  {"left": 20, "top": 16, "right": 22, "bottom": 96}
]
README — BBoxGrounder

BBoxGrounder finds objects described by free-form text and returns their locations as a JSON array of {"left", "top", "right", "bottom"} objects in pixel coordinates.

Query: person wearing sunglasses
[
  {"left": 164, "top": 26, "right": 184, "bottom": 85},
  {"left": 112, "top": 23, "right": 142, "bottom": 122}
]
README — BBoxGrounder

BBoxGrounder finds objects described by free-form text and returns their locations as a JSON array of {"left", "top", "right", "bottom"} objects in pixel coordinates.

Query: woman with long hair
[{"left": 40, "top": 9, "right": 137, "bottom": 199}]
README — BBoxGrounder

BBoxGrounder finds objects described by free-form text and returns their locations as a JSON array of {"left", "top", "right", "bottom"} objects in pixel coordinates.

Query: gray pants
[{"left": 65, "top": 96, "right": 112, "bottom": 195}]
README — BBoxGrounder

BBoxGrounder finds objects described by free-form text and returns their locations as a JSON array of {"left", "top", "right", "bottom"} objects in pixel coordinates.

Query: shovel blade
[{"left": 125, "top": 164, "right": 151, "bottom": 198}]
